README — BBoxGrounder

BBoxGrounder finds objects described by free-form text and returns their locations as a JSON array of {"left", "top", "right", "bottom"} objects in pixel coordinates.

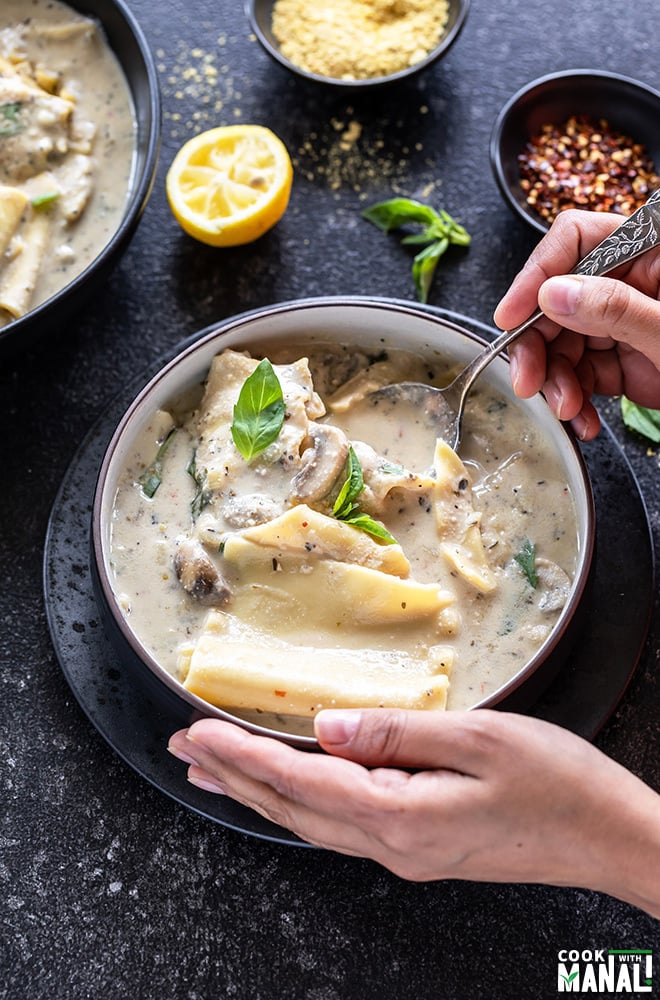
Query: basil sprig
[
  {"left": 231, "top": 359, "right": 285, "bottom": 461},
  {"left": 514, "top": 539, "right": 538, "bottom": 589},
  {"left": 621, "top": 397, "right": 660, "bottom": 444},
  {"left": 333, "top": 446, "right": 397, "bottom": 544},
  {"left": 362, "top": 197, "right": 471, "bottom": 303},
  {"left": 138, "top": 427, "right": 177, "bottom": 498},
  {"left": 187, "top": 450, "right": 212, "bottom": 519}
]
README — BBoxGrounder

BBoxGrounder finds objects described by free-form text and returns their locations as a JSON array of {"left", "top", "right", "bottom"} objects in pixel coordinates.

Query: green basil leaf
[
  {"left": 514, "top": 539, "right": 538, "bottom": 588},
  {"left": 342, "top": 513, "right": 397, "bottom": 544},
  {"left": 187, "top": 450, "right": 212, "bottom": 519},
  {"left": 332, "top": 446, "right": 398, "bottom": 543},
  {"left": 0, "top": 102, "right": 22, "bottom": 136},
  {"left": 333, "top": 445, "right": 364, "bottom": 518},
  {"left": 362, "top": 197, "right": 438, "bottom": 232},
  {"left": 31, "top": 191, "right": 60, "bottom": 209},
  {"left": 400, "top": 231, "right": 435, "bottom": 246},
  {"left": 362, "top": 197, "right": 471, "bottom": 303},
  {"left": 138, "top": 427, "right": 177, "bottom": 498},
  {"left": 412, "top": 238, "right": 448, "bottom": 303},
  {"left": 448, "top": 223, "right": 471, "bottom": 247},
  {"left": 230, "top": 358, "right": 285, "bottom": 461},
  {"left": 621, "top": 396, "right": 660, "bottom": 444}
]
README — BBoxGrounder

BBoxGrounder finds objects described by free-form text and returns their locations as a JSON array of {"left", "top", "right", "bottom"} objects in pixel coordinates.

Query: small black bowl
[
  {"left": 490, "top": 69, "right": 660, "bottom": 234},
  {"left": 246, "top": 0, "right": 470, "bottom": 89},
  {"left": 0, "top": 0, "right": 161, "bottom": 361}
]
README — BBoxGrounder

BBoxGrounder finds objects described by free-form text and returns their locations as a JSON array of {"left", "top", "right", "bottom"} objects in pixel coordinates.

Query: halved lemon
[{"left": 166, "top": 125, "right": 293, "bottom": 247}]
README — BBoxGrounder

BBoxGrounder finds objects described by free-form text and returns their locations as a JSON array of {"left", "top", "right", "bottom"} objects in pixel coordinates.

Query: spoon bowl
[{"left": 371, "top": 187, "right": 660, "bottom": 450}]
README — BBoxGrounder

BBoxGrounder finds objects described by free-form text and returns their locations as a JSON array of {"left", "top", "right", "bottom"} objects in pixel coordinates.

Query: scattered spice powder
[
  {"left": 157, "top": 38, "right": 243, "bottom": 140},
  {"left": 271, "top": 0, "right": 450, "bottom": 81},
  {"left": 518, "top": 115, "right": 659, "bottom": 223}
]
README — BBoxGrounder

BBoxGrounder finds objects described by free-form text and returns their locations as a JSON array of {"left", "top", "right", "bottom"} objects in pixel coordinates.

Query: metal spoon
[{"left": 369, "top": 187, "right": 660, "bottom": 450}]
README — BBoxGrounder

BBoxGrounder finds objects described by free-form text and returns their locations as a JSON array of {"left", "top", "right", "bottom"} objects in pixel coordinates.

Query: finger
[
  {"left": 508, "top": 327, "right": 547, "bottom": 398},
  {"left": 539, "top": 274, "right": 660, "bottom": 371},
  {"left": 620, "top": 352, "right": 660, "bottom": 408},
  {"left": 181, "top": 716, "right": 483, "bottom": 815},
  {"left": 176, "top": 723, "right": 460, "bottom": 863},
  {"left": 185, "top": 760, "right": 375, "bottom": 858},
  {"left": 568, "top": 398, "right": 601, "bottom": 442},
  {"left": 542, "top": 352, "right": 587, "bottom": 421},
  {"left": 576, "top": 348, "right": 622, "bottom": 399},
  {"left": 314, "top": 707, "right": 509, "bottom": 773},
  {"left": 494, "top": 210, "right": 624, "bottom": 330},
  {"left": 182, "top": 718, "right": 400, "bottom": 820}
]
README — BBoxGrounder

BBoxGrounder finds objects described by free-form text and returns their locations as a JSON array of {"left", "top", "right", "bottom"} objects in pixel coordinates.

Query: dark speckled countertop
[{"left": 1, "top": 1, "right": 659, "bottom": 997}]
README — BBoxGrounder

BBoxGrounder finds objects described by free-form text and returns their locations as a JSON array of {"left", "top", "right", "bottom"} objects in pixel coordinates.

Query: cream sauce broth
[
  {"left": 0, "top": 0, "right": 136, "bottom": 325},
  {"left": 108, "top": 344, "right": 579, "bottom": 728}
]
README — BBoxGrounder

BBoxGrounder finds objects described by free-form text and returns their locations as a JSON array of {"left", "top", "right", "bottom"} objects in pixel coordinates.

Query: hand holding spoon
[{"left": 369, "top": 187, "right": 660, "bottom": 450}]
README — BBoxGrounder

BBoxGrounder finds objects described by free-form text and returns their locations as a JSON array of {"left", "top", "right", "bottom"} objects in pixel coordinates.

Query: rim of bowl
[
  {"left": 489, "top": 68, "right": 660, "bottom": 234},
  {"left": 92, "top": 295, "right": 595, "bottom": 748},
  {"left": 245, "top": 0, "right": 471, "bottom": 88},
  {"left": 0, "top": 0, "right": 161, "bottom": 354}
]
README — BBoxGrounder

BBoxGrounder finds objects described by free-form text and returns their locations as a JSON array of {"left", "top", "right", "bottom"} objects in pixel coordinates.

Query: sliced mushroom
[
  {"left": 222, "top": 494, "right": 283, "bottom": 528},
  {"left": 535, "top": 557, "right": 571, "bottom": 613},
  {"left": 173, "top": 537, "right": 232, "bottom": 606},
  {"left": 290, "top": 424, "right": 349, "bottom": 504}
]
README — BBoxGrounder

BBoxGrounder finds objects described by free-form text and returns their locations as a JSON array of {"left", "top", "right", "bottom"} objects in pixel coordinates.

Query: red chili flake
[
  {"left": 518, "top": 115, "right": 659, "bottom": 223},
  {"left": 274, "top": 690, "right": 287, "bottom": 697}
]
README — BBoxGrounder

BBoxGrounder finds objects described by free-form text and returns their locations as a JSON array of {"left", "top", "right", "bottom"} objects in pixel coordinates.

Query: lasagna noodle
[
  {"left": 432, "top": 439, "right": 497, "bottom": 593},
  {"left": 0, "top": 186, "right": 28, "bottom": 257},
  {"left": 180, "top": 610, "right": 452, "bottom": 715},
  {"left": 221, "top": 534, "right": 455, "bottom": 626},
  {"left": 0, "top": 210, "right": 49, "bottom": 318},
  {"left": 234, "top": 503, "right": 411, "bottom": 576}
]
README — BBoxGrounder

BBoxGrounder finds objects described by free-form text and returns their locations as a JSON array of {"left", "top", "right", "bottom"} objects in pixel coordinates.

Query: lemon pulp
[{"left": 166, "top": 124, "right": 293, "bottom": 247}]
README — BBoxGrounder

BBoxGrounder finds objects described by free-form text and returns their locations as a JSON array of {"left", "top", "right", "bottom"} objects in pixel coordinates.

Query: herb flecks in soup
[
  {"left": 0, "top": 0, "right": 136, "bottom": 326},
  {"left": 109, "top": 344, "right": 578, "bottom": 732}
]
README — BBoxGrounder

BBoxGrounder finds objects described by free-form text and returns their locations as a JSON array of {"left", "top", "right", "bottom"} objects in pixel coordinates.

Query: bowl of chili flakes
[{"left": 489, "top": 70, "right": 660, "bottom": 233}]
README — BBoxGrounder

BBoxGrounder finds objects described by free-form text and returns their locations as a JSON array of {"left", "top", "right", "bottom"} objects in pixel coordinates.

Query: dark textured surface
[{"left": 1, "top": 1, "right": 659, "bottom": 997}]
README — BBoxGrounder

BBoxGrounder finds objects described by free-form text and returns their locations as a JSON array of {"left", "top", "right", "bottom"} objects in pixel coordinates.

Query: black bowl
[
  {"left": 0, "top": 0, "right": 161, "bottom": 361},
  {"left": 246, "top": 0, "right": 470, "bottom": 89},
  {"left": 490, "top": 70, "right": 660, "bottom": 234}
]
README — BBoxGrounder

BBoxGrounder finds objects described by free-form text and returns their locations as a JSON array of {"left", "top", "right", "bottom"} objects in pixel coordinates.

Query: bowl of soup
[
  {"left": 92, "top": 297, "right": 595, "bottom": 748},
  {"left": 0, "top": 0, "right": 160, "bottom": 359}
]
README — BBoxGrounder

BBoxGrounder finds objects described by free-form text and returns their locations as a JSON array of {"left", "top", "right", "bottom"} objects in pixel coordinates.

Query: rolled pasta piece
[
  {"left": 0, "top": 210, "right": 49, "bottom": 318},
  {"left": 432, "top": 439, "right": 497, "bottom": 593},
  {"left": 0, "top": 186, "right": 28, "bottom": 259},
  {"left": 235, "top": 503, "right": 411, "bottom": 576},
  {"left": 33, "top": 19, "right": 96, "bottom": 41},
  {"left": 179, "top": 610, "right": 452, "bottom": 715},
  {"left": 195, "top": 350, "right": 324, "bottom": 492}
]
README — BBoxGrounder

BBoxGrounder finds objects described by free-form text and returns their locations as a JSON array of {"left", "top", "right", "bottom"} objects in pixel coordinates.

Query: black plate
[{"left": 43, "top": 314, "right": 654, "bottom": 847}]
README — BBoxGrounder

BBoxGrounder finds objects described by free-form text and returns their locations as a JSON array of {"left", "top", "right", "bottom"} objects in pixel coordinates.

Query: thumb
[
  {"left": 314, "top": 707, "right": 483, "bottom": 772},
  {"left": 538, "top": 274, "right": 660, "bottom": 370}
]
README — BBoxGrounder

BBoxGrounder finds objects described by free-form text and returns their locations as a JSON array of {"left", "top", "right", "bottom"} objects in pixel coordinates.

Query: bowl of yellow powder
[{"left": 247, "top": 0, "right": 470, "bottom": 87}]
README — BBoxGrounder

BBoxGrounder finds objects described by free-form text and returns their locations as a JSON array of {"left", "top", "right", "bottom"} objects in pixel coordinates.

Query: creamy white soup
[
  {"left": 0, "top": 0, "right": 136, "bottom": 326},
  {"left": 108, "top": 343, "right": 578, "bottom": 734}
]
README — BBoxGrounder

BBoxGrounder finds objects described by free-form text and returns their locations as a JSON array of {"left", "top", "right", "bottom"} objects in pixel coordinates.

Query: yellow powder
[{"left": 272, "top": 0, "right": 450, "bottom": 80}]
